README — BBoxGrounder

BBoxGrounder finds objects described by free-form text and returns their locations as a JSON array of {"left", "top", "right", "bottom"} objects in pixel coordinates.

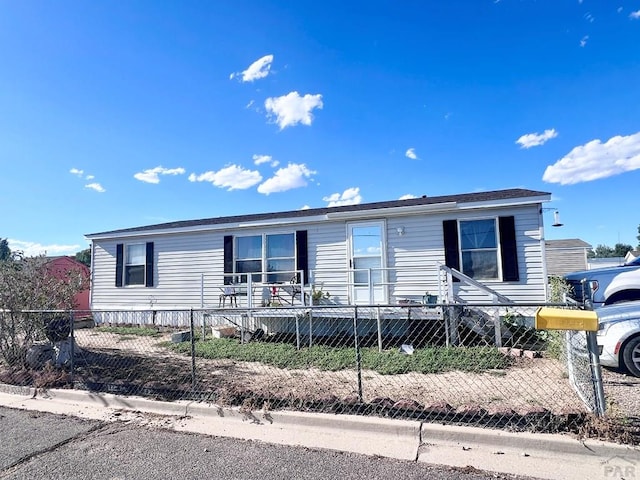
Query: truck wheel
[
  {"left": 621, "top": 336, "right": 640, "bottom": 377},
  {"left": 606, "top": 290, "right": 640, "bottom": 305}
]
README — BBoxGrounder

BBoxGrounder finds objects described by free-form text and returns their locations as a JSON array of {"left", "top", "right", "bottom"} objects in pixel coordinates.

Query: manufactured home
[{"left": 86, "top": 188, "right": 552, "bottom": 321}]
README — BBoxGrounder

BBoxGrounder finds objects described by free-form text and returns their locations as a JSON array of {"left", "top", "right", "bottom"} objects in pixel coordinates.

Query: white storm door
[{"left": 348, "top": 221, "right": 387, "bottom": 304}]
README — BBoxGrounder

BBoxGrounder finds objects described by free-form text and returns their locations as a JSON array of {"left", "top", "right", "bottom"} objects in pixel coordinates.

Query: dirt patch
[{"left": 1, "top": 328, "right": 638, "bottom": 443}]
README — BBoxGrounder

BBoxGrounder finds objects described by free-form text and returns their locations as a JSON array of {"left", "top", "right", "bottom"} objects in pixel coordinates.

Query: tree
[
  {"left": 590, "top": 243, "right": 633, "bottom": 258},
  {"left": 0, "top": 253, "right": 88, "bottom": 366},
  {"left": 0, "top": 238, "right": 11, "bottom": 261},
  {"left": 75, "top": 248, "right": 91, "bottom": 267},
  {"left": 593, "top": 244, "right": 615, "bottom": 258},
  {"left": 613, "top": 243, "right": 633, "bottom": 257}
]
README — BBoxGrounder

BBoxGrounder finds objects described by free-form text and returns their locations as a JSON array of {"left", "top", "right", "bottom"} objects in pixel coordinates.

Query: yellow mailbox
[{"left": 534, "top": 307, "right": 598, "bottom": 332}]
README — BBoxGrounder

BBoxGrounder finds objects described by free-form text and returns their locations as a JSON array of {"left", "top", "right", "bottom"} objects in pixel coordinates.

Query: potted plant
[
  {"left": 423, "top": 291, "right": 438, "bottom": 306},
  {"left": 311, "top": 284, "right": 330, "bottom": 305}
]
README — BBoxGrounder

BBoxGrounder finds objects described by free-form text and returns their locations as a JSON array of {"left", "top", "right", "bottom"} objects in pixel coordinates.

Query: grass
[
  {"left": 166, "top": 338, "right": 511, "bottom": 375},
  {"left": 96, "top": 326, "right": 162, "bottom": 337}
]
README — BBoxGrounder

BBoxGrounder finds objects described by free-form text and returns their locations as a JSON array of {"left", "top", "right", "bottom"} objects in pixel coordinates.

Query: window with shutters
[
  {"left": 459, "top": 219, "right": 499, "bottom": 280},
  {"left": 124, "top": 244, "right": 146, "bottom": 286},
  {"left": 234, "top": 233, "right": 296, "bottom": 283},
  {"left": 443, "top": 216, "right": 519, "bottom": 282}
]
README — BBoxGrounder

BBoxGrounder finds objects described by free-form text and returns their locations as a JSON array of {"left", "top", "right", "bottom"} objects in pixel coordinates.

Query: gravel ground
[
  {"left": 2, "top": 328, "right": 638, "bottom": 443},
  {"left": 70, "top": 330, "right": 589, "bottom": 415},
  {"left": 601, "top": 367, "right": 640, "bottom": 418}
]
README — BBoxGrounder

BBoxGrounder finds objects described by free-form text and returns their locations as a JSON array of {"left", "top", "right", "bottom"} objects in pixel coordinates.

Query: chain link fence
[{"left": 0, "top": 304, "right": 623, "bottom": 437}]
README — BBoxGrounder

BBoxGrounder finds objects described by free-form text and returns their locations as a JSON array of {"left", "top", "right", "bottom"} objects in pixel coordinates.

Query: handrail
[{"left": 438, "top": 264, "right": 512, "bottom": 304}]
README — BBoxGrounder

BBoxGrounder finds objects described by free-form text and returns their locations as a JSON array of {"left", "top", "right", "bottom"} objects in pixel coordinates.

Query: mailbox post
[{"left": 534, "top": 307, "right": 606, "bottom": 416}]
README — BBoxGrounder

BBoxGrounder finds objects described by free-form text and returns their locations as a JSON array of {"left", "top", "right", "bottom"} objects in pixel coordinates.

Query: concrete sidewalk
[{"left": 0, "top": 384, "right": 638, "bottom": 480}]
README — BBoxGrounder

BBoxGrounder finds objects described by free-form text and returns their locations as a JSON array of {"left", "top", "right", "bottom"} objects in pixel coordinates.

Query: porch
[{"left": 200, "top": 264, "right": 516, "bottom": 310}]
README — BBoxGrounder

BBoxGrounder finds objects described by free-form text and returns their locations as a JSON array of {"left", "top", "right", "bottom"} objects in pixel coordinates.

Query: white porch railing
[{"left": 199, "top": 264, "right": 516, "bottom": 309}]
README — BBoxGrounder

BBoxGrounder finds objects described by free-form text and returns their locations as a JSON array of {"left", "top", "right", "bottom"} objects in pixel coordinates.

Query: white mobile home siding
[{"left": 90, "top": 202, "right": 546, "bottom": 310}]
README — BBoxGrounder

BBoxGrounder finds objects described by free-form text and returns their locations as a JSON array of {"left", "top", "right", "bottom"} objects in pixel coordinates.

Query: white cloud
[
  {"left": 580, "top": 35, "right": 589, "bottom": 47},
  {"left": 253, "top": 154, "right": 272, "bottom": 165},
  {"left": 405, "top": 148, "right": 418, "bottom": 160},
  {"left": 188, "top": 165, "right": 262, "bottom": 190},
  {"left": 71, "top": 167, "right": 102, "bottom": 189},
  {"left": 8, "top": 239, "right": 81, "bottom": 257},
  {"left": 230, "top": 54, "right": 274, "bottom": 82},
  {"left": 516, "top": 128, "right": 558, "bottom": 148},
  {"left": 134, "top": 166, "right": 186, "bottom": 184},
  {"left": 584, "top": 12, "right": 594, "bottom": 23},
  {"left": 301, "top": 205, "right": 311, "bottom": 210},
  {"left": 542, "top": 131, "right": 640, "bottom": 185},
  {"left": 399, "top": 194, "right": 417, "bottom": 200},
  {"left": 322, "top": 187, "right": 362, "bottom": 207},
  {"left": 253, "top": 154, "right": 280, "bottom": 167},
  {"left": 264, "top": 91, "right": 323, "bottom": 129},
  {"left": 85, "top": 183, "right": 106, "bottom": 193},
  {"left": 630, "top": 10, "right": 640, "bottom": 19},
  {"left": 257, "top": 163, "right": 316, "bottom": 194}
]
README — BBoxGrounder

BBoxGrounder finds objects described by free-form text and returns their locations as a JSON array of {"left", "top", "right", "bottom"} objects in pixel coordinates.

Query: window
[
  {"left": 233, "top": 233, "right": 296, "bottom": 283},
  {"left": 459, "top": 219, "right": 499, "bottom": 279},
  {"left": 443, "top": 217, "right": 519, "bottom": 282},
  {"left": 266, "top": 233, "right": 295, "bottom": 283},
  {"left": 125, "top": 244, "right": 146, "bottom": 285},
  {"left": 115, "top": 242, "right": 154, "bottom": 287}
]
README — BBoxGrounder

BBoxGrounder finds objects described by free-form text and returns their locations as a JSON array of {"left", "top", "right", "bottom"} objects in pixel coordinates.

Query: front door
[{"left": 348, "top": 221, "right": 387, "bottom": 304}]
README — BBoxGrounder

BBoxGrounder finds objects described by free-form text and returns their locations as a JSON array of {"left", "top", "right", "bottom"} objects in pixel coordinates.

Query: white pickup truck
[{"left": 564, "top": 257, "right": 640, "bottom": 308}]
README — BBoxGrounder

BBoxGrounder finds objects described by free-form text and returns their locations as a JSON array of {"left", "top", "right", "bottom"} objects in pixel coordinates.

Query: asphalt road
[{"left": 0, "top": 406, "right": 539, "bottom": 480}]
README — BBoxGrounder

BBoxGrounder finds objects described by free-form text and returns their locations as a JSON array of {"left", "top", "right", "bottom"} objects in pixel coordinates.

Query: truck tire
[{"left": 621, "top": 336, "right": 640, "bottom": 377}]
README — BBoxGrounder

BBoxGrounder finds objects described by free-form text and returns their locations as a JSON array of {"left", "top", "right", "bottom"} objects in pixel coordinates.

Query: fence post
[
  {"left": 69, "top": 310, "right": 75, "bottom": 384},
  {"left": 376, "top": 307, "right": 383, "bottom": 352},
  {"left": 586, "top": 330, "right": 606, "bottom": 416},
  {"left": 443, "top": 306, "right": 461, "bottom": 346},
  {"left": 309, "top": 308, "right": 314, "bottom": 347},
  {"left": 493, "top": 304, "right": 502, "bottom": 348},
  {"left": 201, "top": 313, "right": 207, "bottom": 341},
  {"left": 190, "top": 308, "right": 196, "bottom": 389},
  {"left": 353, "top": 307, "right": 363, "bottom": 402},
  {"left": 295, "top": 313, "right": 301, "bottom": 350}
]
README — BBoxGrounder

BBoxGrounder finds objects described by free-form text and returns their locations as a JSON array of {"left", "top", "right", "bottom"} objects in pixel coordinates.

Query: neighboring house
[
  {"left": 625, "top": 250, "right": 640, "bottom": 264},
  {"left": 544, "top": 239, "right": 591, "bottom": 277},
  {"left": 85, "top": 188, "right": 552, "bottom": 315},
  {"left": 45, "top": 256, "right": 91, "bottom": 312}
]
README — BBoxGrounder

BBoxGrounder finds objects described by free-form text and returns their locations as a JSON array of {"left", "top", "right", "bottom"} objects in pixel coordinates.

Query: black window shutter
[
  {"left": 145, "top": 242, "right": 154, "bottom": 287},
  {"left": 115, "top": 244, "right": 124, "bottom": 287},
  {"left": 295, "top": 230, "right": 308, "bottom": 284},
  {"left": 499, "top": 216, "right": 519, "bottom": 282},
  {"left": 442, "top": 220, "right": 460, "bottom": 282},
  {"left": 223, "top": 235, "right": 233, "bottom": 284}
]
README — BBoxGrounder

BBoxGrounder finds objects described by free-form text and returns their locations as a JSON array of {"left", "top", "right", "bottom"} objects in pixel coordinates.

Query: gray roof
[
  {"left": 545, "top": 239, "right": 592, "bottom": 249},
  {"left": 87, "top": 187, "right": 550, "bottom": 237}
]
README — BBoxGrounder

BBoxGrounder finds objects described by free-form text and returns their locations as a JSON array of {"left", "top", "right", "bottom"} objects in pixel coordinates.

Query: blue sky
[{"left": 1, "top": 0, "right": 639, "bottom": 256}]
